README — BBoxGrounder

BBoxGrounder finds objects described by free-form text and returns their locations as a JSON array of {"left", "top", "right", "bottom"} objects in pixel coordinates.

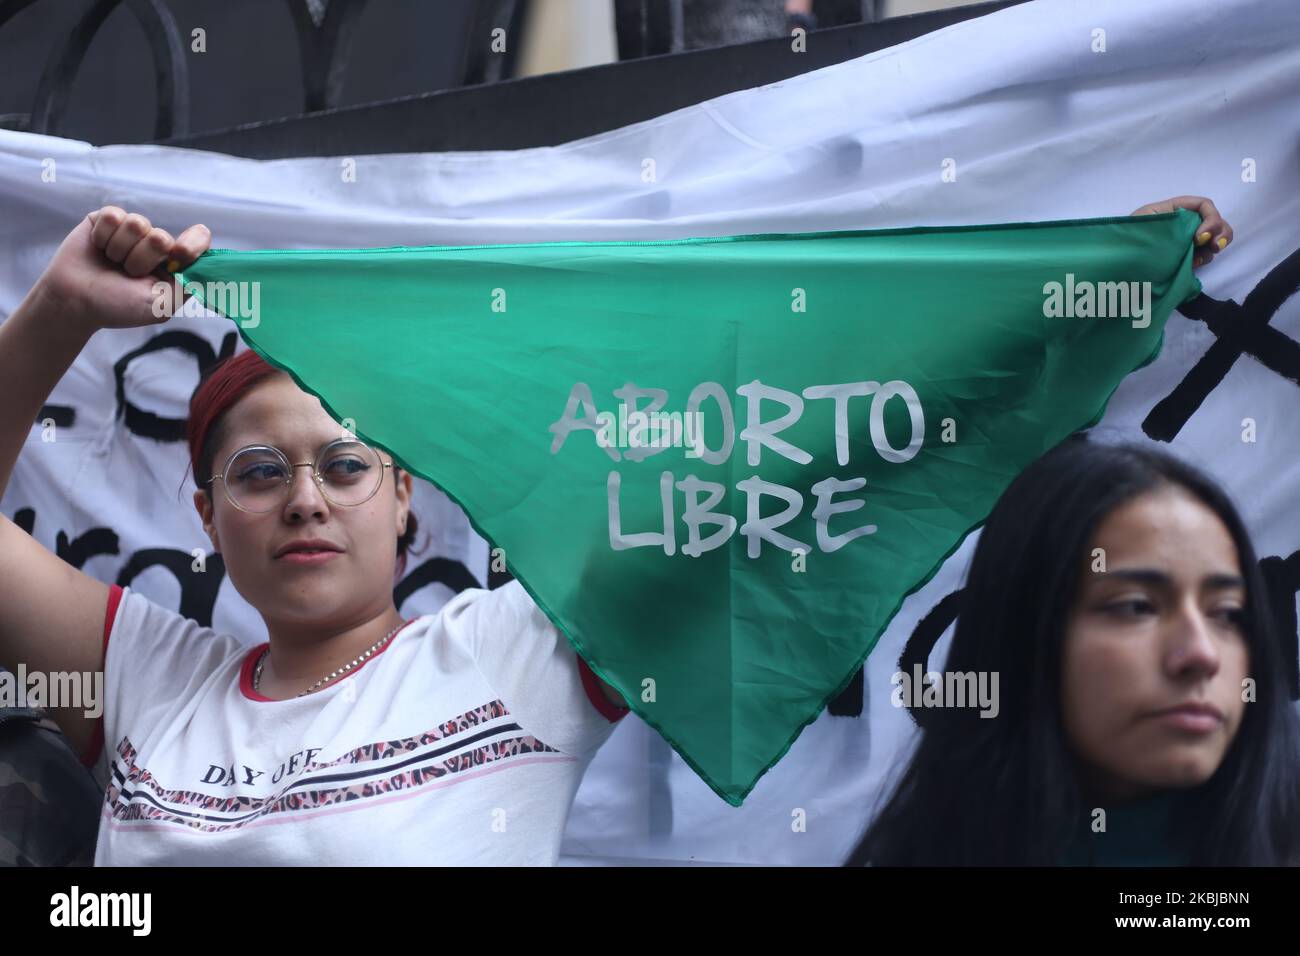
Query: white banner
[{"left": 1, "top": 0, "right": 1297, "bottom": 865}]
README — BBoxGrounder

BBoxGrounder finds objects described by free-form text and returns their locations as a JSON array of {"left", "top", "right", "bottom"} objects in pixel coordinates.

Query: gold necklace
[{"left": 253, "top": 619, "right": 407, "bottom": 698}]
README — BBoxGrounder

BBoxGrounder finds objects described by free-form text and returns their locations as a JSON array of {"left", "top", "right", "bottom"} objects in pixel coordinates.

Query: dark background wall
[
  {"left": 0, "top": 0, "right": 484, "bottom": 143},
  {"left": 0, "top": 0, "right": 1021, "bottom": 155}
]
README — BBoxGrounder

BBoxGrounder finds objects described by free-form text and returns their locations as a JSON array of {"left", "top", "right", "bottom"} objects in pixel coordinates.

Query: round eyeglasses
[{"left": 203, "top": 438, "right": 394, "bottom": 514}]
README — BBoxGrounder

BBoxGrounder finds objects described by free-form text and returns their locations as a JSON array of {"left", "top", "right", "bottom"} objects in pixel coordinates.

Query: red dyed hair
[
  {"left": 186, "top": 349, "right": 418, "bottom": 577},
  {"left": 186, "top": 349, "right": 282, "bottom": 489}
]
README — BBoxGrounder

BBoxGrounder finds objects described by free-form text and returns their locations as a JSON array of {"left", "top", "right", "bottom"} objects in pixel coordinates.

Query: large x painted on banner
[{"left": 1144, "top": 247, "right": 1300, "bottom": 441}]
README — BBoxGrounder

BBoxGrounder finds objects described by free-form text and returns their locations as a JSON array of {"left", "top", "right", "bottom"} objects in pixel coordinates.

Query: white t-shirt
[{"left": 85, "top": 579, "right": 627, "bottom": 866}]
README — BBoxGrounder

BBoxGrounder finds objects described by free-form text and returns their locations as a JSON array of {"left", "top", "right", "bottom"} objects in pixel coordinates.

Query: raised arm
[{"left": 0, "top": 207, "right": 209, "bottom": 758}]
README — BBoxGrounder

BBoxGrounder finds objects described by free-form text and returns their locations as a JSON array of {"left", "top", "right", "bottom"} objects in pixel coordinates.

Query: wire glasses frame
[{"left": 202, "top": 438, "right": 394, "bottom": 514}]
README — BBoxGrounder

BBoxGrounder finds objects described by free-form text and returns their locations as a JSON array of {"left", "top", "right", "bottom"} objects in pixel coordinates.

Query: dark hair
[
  {"left": 183, "top": 351, "right": 421, "bottom": 577},
  {"left": 846, "top": 432, "right": 1300, "bottom": 866}
]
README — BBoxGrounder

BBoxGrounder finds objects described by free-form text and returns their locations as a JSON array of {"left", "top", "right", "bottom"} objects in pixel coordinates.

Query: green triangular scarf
[{"left": 179, "top": 209, "right": 1202, "bottom": 804}]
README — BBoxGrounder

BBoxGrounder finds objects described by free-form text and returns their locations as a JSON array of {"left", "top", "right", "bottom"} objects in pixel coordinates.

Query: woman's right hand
[{"left": 32, "top": 205, "right": 211, "bottom": 334}]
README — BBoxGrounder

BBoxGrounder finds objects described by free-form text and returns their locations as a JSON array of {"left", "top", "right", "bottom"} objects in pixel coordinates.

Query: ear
[
  {"left": 394, "top": 467, "right": 413, "bottom": 535},
  {"left": 193, "top": 489, "right": 221, "bottom": 554}
]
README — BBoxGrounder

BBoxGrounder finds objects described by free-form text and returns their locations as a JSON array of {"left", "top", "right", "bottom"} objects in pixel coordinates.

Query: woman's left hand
[{"left": 1130, "top": 195, "right": 1232, "bottom": 270}]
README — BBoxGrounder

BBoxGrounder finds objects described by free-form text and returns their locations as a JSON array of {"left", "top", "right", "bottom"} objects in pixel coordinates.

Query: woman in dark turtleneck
[{"left": 847, "top": 434, "right": 1300, "bottom": 866}]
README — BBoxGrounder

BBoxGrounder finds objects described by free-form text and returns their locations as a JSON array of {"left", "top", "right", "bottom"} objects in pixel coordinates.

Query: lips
[
  {"left": 1153, "top": 702, "right": 1224, "bottom": 720},
  {"left": 275, "top": 539, "right": 344, "bottom": 558},
  {"left": 1147, "top": 701, "right": 1225, "bottom": 733}
]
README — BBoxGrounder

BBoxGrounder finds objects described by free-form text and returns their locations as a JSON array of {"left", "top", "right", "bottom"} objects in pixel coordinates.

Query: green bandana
[{"left": 180, "top": 209, "right": 1202, "bottom": 804}]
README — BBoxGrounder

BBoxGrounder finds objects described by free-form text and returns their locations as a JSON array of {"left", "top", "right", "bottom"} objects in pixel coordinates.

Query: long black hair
[{"left": 846, "top": 433, "right": 1300, "bottom": 865}]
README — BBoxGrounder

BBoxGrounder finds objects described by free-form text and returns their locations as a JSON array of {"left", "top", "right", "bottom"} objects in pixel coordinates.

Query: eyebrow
[
  {"left": 1095, "top": 568, "right": 1246, "bottom": 590},
  {"left": 221, "top": 436, "right": 356, "bottom": 463}
]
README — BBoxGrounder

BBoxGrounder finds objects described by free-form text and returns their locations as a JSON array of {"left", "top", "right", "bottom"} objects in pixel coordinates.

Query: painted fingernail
[
  {"left": 1217, "top": 236, "right": 1229, "bottom": 250},
  {"left": 1193, "top": 256, "right": 1204, "bottom": 267},
  {"left": 1196, "top": 231, "right": 1211, "bottom": 246},
  {"left": 166, "top": 259, "right": 181, "bottom": 273}
]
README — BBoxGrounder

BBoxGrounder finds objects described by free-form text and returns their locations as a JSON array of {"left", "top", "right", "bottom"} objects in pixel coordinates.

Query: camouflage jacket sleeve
[{"left": 0, "top": 702, "right": 102, "bottom": 867}]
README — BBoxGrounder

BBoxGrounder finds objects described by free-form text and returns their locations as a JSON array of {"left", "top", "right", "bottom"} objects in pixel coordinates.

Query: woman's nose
[
  {"left": 1164, "top": 601, "right": 1221, "bottom": 678},
  {"left": 283, "top": 463, "right": 328, "bottom": 518}
]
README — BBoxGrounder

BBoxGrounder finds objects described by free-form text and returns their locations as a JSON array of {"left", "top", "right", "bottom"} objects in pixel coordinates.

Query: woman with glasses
[{"left": 0, "top": 207, "right": 628, "bottom": 866}]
